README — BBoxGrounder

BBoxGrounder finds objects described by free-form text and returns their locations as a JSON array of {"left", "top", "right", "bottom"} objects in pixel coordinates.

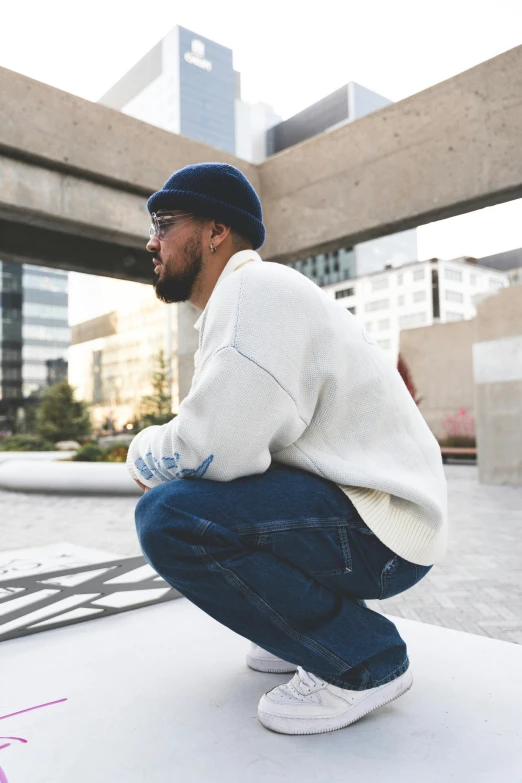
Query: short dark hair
[
  {"left": 194, "top": 216, "right": 253, "bottom": 251},
  {"left": 230, "top": 229, "right": 254, "bottom": 251}
]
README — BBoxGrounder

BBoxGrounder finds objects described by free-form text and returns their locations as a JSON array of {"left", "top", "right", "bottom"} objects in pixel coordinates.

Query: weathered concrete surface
[
  {"left": 400, "top": 319, "right": 475, "bottom": 439},
  {"left": 260, "top": 45, "right": 522, "bottom": 262},
  {"left": 2, "top": 46, "right": 522, "bottom": 271},
  {"left": 473, "top": 285, "right": 522, "bottom": 485},
  {"left": 0, "top": 66, "right": 258, "bottom": 278},
  {"left": 0, "top": 66, "right": 259, "bottom": 195}
]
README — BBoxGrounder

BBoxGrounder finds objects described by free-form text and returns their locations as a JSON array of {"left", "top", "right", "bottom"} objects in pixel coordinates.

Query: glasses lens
[{"left": 149, "top": 213, "right": 194, "bottom": 240}]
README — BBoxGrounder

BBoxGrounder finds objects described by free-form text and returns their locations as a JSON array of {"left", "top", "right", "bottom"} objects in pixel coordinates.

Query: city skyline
[{"left": 1, "top": 3, "right": 522, "bottom": 324}]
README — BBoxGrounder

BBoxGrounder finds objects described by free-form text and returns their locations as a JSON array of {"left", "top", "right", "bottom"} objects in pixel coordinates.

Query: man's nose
[{"left": 147, "top": 235, "right": 160, "bottom": 253}]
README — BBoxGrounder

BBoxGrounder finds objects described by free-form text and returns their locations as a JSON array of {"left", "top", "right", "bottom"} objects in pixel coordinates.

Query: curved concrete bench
[
  {"left": 0, "top": 459, "right": 141, "bottom": 495},
  {"left": 0, "top": 451, "right": 76, "bottom": 464}
]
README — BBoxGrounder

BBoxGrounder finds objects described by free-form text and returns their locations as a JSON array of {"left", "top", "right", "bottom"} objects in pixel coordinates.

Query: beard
[{"left": 153, "top": 229, "right": 204, "bottom": 304}]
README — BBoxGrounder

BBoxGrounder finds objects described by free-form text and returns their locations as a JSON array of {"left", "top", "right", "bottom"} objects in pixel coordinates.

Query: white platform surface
[{"left": 1, "top": 598, "right": 521, "bottom": 783}]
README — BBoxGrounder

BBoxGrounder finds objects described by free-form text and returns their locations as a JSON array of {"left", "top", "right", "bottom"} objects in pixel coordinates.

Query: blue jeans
[{"left": 135, "top": 462, "right": 432, "bottom": 691}]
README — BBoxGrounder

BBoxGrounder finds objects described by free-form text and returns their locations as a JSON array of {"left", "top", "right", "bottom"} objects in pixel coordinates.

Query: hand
[{"left": 135, "top": 479, "right": 150, "bottom": 493}]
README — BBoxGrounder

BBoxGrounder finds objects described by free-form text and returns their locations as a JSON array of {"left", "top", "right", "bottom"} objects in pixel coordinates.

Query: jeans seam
[
  {"left": 237, "top": 516, "right": 350, "bottom": 536},
  {"left": 338, "top": 526, "right": 352, "bottom": 573},
  {"left": 379, "top": 556, "right": 397, "bottom": 600},
  {"left": 199, "top": 543, "right": 351, "bottom": 672}
]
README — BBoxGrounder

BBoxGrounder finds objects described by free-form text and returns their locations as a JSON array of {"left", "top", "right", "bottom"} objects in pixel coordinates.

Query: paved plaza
[{"left": 1, "top": 465, "right": 521, "bottom": 643}]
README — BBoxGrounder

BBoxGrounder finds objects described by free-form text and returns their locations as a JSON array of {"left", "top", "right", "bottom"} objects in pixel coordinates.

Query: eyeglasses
[{"left": 149, "top": 212, "right": 195, "bottom": 240}]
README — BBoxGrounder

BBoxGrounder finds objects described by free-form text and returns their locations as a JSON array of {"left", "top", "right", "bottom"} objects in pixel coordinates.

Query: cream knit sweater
[{"left": 127, "top": 250, "right": 448, "bottom": 566}]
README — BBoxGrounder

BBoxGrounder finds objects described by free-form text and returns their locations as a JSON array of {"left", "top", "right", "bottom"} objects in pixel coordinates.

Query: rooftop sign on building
[{"left": 184, "top": 39, "right": 212, "bottom": 71}]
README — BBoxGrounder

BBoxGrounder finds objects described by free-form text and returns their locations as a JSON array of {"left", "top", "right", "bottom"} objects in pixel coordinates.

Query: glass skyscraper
[{"left": 0, "top": 262, "right": 69, "bottom": 432}]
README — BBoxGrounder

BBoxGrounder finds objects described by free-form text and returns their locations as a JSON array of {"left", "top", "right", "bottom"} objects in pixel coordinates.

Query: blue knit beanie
[{"left": 147, "top": 163, "right": 265, "bottom": 250}]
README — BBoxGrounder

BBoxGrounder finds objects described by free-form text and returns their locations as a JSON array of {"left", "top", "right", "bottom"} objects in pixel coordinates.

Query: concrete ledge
[
  {"left": 0, "top": 451, "right": 76, "bottom": 464},
  {"left": 0, "top": 459, "right": 141, "bottom": 495},
  {"left": 0, "top": 599, "right": 520, "bottom": 782}
]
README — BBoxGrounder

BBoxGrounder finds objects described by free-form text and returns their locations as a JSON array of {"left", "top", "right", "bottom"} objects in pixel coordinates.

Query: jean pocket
[
  {"left": 379, "top": 556, "right": 426, "bottom": 600},
  {"left": 241, "top": 521, "right": 353, "bottom": 577}
]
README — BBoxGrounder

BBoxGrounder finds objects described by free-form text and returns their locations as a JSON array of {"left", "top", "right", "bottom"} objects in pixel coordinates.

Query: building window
[
  {"left": 1, "top": 308, "right": 21, "bottom": 323},
  {"left": 444, "top": 268, "right": 463, "bottom": 283},
  {"left": 399, "top": 312, "right": 426, "bottom": 328},
  {"left": 22, "top": 346, "right": 68, "bottom": 361},
  {"left": 489, "top": 278, "right": 504, "bottom": 289},
  {"left": 445, "top": 311, "right": 464, "bottom": 321},
  {"left": 412, "top": 268, "right": 425, "bottom": 281},
  {"left": 22, "top": 324, "right": 71, "bottom": 342},
  {"left": 377, "top": 319, "right": 390, "bottom": 331},
  {"left": 1, "top": 276, "right": 22, "bottom": 293},
  {"left": 3, "top": 348, "right": 21, "bottom": 361},
  {"left": 377, "top": 339, "right": 391, "bottom": 350},
  {"left": 413, "top": 290, "right": 426, "bottom": 303},
  {"left": 397, "top": 295, "right": 405, "bottom": 306},
  {"left": 23, "top": 273, "right": 69, "bottom": 294},
  {"left": 22, "top": 302, "right": 69, "bottom": 321},
  {"left": 445, "top": 290, "right": 464, "bottom": 303},
  {"left": 397, "top": 274, "right": 404, "bottom": 286},
  {"left": 371, "top": 277, "right": 389, "bottom": 292},
  {"left": 469, "top": 274, "right": 477, "bottom": 286},
  {"left": 347, "top": 306, "right": 356, "bottom": 315},
  {"left": 335, "top": 287, "right": 355, "bottom": 299},
  {"left": 365, "top": 299, "right": 390, "bottom": 312}
]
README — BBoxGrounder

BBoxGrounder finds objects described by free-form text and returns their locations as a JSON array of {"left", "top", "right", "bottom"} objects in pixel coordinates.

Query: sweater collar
[{"left": 193, "top": 250, "right": 263, "bottom": 332}]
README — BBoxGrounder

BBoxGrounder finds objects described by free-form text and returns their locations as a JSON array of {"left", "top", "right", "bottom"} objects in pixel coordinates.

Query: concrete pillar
[
  {"left": 473, "top": 286, "right": 522, "bottom": 485},
  {"left": 176, "top": 301, "right": 200, "bottom": 407}
]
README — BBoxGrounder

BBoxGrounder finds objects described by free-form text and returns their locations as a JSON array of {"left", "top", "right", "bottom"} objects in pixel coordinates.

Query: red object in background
[{"left": 397, "top": 354, "right": 423, "bottom": 406}]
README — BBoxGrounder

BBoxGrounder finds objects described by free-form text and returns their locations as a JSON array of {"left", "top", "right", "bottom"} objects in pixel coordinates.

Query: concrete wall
[
  {"left": 2, "top": 45, "right": 522, "bottom": 271},
  {"left": 0, "top": 65, "right": 259, "bottom": 267},
  {"left": 260, "top": 45, "right": 522, "bottom": 263},
  {"left": 473, "top": 286, "right": 522, "bottom": 485},
  {"left": 399, "top": 320, "right": 475, "bottom": 440}
]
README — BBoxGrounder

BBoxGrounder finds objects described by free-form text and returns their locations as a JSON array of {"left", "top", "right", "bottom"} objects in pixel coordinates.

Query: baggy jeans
[{"left": 135, "top": 461, "right": 432, "bottom": 691}]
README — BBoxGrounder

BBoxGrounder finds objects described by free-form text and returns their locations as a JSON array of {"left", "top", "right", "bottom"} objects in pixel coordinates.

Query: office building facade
[
  {"left": 322, "top": 257, "right": 509, "bottom": 358},
  {"left": 267, "top": 82, "right": 418, "bottom": 284},
  {"left": 100, "top": 26, "right": 238, "bottom": 154},
  {"left": 100, "top": 26, "right": 280, "bottom": 162},
  {"left": 68, "top": 287, "right": 178, "bottom": 432},
  {"left": 0, "top": 262, "right": 69, "bottom": 431}
]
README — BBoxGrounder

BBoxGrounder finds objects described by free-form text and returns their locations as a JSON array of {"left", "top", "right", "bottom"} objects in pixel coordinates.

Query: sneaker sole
[
  {"left": 246, "top": 652, "right": 297, "bottom": 674},
  {"left": 258, "top": 669, "right": 413, "bottom": 734}
]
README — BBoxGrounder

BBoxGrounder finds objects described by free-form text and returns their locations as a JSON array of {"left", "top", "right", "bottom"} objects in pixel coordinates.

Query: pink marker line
[
  {"left": 0, "top": 699, "right": 67, "bottom": 722},
  {"left": 0, "top": 766, "right": 9, "bottom": 783},
  {"left": 0, "top": 738, "right": 28, "bottom": 751}
]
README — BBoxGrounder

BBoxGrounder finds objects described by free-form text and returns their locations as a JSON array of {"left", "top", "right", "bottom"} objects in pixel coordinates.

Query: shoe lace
[{"left": 282, "top": 666, "right": 326, "bottom": 700}]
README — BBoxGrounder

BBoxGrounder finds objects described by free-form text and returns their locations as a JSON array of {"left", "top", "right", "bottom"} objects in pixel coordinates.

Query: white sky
[{"left": 1, "top": 0, "right": 521, "bottom": 323}]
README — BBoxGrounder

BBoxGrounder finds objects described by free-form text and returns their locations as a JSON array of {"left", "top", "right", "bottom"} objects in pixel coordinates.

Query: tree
[
  {"left": 397, "top": 354, "right": 423, "bottom": 406},
  {"left": 140, "top": 350, "right": 176, "bottom": 428},
  {"left": 36, "top": 381, "right": 92, "bottom": 443}
]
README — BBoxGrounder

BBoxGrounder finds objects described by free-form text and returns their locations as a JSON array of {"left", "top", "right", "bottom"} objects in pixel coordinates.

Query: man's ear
[{"left": 210, "top": 221, "right": 231, "bottom": 249}]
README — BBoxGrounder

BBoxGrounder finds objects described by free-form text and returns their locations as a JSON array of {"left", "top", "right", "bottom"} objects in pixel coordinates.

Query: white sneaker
[
  {"left": 246, "top": 642, "right": 297, "bottom": 674},
  {"left": 258, "top": 665, "right": 413, "bottom": 734}
]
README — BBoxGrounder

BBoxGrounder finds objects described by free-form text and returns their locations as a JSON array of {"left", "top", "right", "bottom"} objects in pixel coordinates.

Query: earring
[{"left": 210, "top": 243, "right": 216, "bottom": 253}]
